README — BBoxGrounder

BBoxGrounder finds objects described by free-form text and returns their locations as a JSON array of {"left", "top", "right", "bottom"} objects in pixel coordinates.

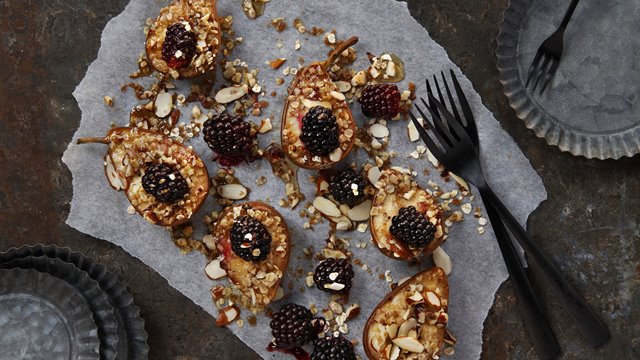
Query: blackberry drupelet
[
  {"left": 162, "top": 22, "right": 197, "bottom": 69},
  {"left": 203, "top": 112, "right": 255, "bottom": 162},
  {"left": 270, "top": 304, "right": 317, "bottom": 348},
  {"left": 311, "top": 335, "right": 356, "bottom": 360},
  {"left": 358, "top": 84, "right": 401, "bottom": 119},
  {"left": 299, "top": 106, "right": 340, "bottom": 156},
  {"left": 389, "top": 206, "right": 436, "bottom": 248},
  {"left": 141, "top": 163, "right": 189, "bottom": 203},
  {"left": 313, "top": 258, "right": 354, "bottom": 293},
  {"left": 230, "top": 216, "right": 272, "bottom": 262},
  {"left": 329, "top": 169, "right": 366, "bottom": 207}
]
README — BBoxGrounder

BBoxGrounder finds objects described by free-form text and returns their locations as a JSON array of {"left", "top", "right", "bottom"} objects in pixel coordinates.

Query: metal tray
[
  {"left": 0, "top": 268, "right": 100, "bottom": 360},
  {"left": 0, "top": 245, "right": 149, "bottom": 360},
  {"left": 496, "top": 0, "right": 640, "bottom": 159}
]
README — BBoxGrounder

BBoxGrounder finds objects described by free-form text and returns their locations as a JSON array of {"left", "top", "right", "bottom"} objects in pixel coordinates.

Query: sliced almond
[
  {"left": 335, "top": 81, "right": 351, "bottom": 93},
  {"left": 334, "top": 215, "right": 353, "bottom": 231},
  {"left": 330, "top": 90, "right": 346, "bottom": 101},
  {"left": 433, "top": 247, "right": 452, "bottom": 275},
  {"left": 216, "top": 305, "right": 239, "bottom": 326},
  {"left": 259, "top": 118, "right": 273, "bottom": 133},
  {"left": 269, "top": 57, "right": 287, "bottom": 69},
  {"left": 351, "top": 70, "right": 367, "bottom": 86},
  {"left": 273, "top": 286, "right": 285, "bottom": 301},
  {"left": 215, "top": 85, "right": 248, "bottom": 104},
  {"left": 386, "top": 323, "right": 398, "bottom": 339},
  {"left": 407, "top": 117, "right": 423, "bottom": 142},
  {"left": 329, "top": 147, "right": 343, "bottom": 162},
  {"left": 389, "top": 344, "right": 401, "bottom": 360},
  {"left": 398, "top": 318, "right": 417, "bottom": 337},
  {"left": 302, "top": 98, "right": 332, "bottom": 109},
  {"left": 408, "top": 291, "right": 424, "bottom": 304},
  {"left": 154, "top": 90, "right": 173, "bottom": 118},
  {"left": 105, "top": 156, "right": 125, "bottom": 190},
  {"left": 450, "top": 172, "right": 469, "bottom": 191},
  {"left": 367, "top": 166, "right": 382, "bottom": 187},
  {"left": 425, "top": 291, "right": 441, "bottom": 308},
  {"left": 218, "top": 184, "right": 248, "bottom": 200},
  {"left": 347, "top": 200, "right": 372, "bottom": 222},
  {"left": 205, "top": 258, "right": 227, "bottom": 280},
  {"left": 324, "top": 282, "right": 346, "bottom": 291},
  {"left": 313, "top": 196, "right": 341, "bottom": 217},
  {"left": 369, "top": 123, "right": 390, "bottom": 138},
  {"left": 323, "top": 248, "right": 347, "bottom": 259},
  {"left": 344, "top": 303, "right": 361, "bottom": 320},
  {"left": 392, "top": 337, "right": 425, "bottom": 353}
]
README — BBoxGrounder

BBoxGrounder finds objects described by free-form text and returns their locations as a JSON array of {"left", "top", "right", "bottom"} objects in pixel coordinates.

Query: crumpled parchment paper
[{"left": 62, "top": 0, "right": 546, "bottom": 358}]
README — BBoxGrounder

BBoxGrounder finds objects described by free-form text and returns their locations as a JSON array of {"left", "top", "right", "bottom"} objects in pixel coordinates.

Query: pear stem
[
  {"left": 76, "top": 137, "right": 109, "bottom": 145},
  {"left": 323, "top": 36, "right": 359, "bottom": 70}
]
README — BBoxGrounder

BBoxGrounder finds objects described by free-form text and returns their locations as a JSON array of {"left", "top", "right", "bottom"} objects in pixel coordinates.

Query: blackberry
[
  {"left": 270, "top": 304, "right": 317, "bottom": 348},
  {"left": 311, "top": 335, "right": 356, "bottom": 360},
  {"left": 389, "top": 206, "right": 436, "bottom": 248},
  {"left": 358, "top": 84, "right": 401, "bottom": 119},
  {"left": 300, "top": 106, "right": 340, "bottom": 156},
  {"left": 141, "top": 163, "right": 189, "bottom": 203},
  {"left": 230, "top": 216, "right": 272, "bottom": 262},
  {"left": 162, "top": 22, "right": 197, "bottom": 69},
  {"left": 203, "top": 113, "right": 255, "bottom": 162},
  {"left": 314, "top": 259, "right": 354, "bottom": 293},
  {"left": 329, "top": 169, "right": 366, "bottom": 207}
]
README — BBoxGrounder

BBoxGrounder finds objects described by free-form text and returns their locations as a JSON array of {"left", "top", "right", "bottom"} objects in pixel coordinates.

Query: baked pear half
[
  {"left": 212, "top": 202, "right": 291, "bottom": 311},
  {"left": 281, "top": 37, "right": 358, "bottom": 169},
  {"left": 370, "top": 169, "right": 445, "bottom": 261},
  {"left": 364, "top": 267, "right": 449, "bottom": 360},
  {"left": 77, "top": 127, "right": 209, "bottom": 227},
  {"left": 146, "top": 0, "right": 221, "bottom": 79}
]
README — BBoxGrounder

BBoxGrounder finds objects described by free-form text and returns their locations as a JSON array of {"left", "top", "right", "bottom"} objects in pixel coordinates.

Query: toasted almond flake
[
  {"left": 306, "top": 273, "right": 315, "bottom": 287},
  {"left": 461, "top": 203, "right": 472, "bottom": 214},
  {"left": 302, "top": 98, "right": 331, "bottom": 109},
  {"left": 389, "top": 345, "right": 401, "bottom": 360},
  {"left": 477, "top": 226, "right": 485, "bottom": 235},
  {"left": 325, "top": 32, "right": 336, "bottom": 44},
  {"left": 105, "top": 156, "right": 125, "bottom": 190},
  {"left": 369, "top": 123, "right": 390, "bottom": 138},
  {"left": 259, "top": 118, "right": 273, "bottom": 133},
  {"left": 313, "top": 196, "right": 341, "bottom": 217},
  {"left": 154, "top": 90, "right": 173, "bottom": 118},
  {"left": 218, "top": 184, "right": 248, "bottom": 200},
  {"left": 367, "top": 166, "right": 382, "bottom": 187},
  {"left": 357, "top": 223, "right": 368, "bottom": 233},
  {"left": 425, "top": 291, "right": 441, "bottom": 308},
  {"left": 323, "top": 248, "right": 347, "bottom": 259},
  {"left": 426, "top": 149, "right": 439, "bottom": 167},
  {"left": 392, "top": 337, "right": 425, "bottom": 353},
  {"left": 269, "top": 57, "right": 287, "bottom": 69},
  {"left": 347, "top": 200, "right": 372, "bottom": 221},
  {"left": 214, "top": 85, "right": 248, "bottom": 104},
  {"left": 398, "top": 318, "right": 417, "bottom": 337},
  {"left": 324, "top": 282, "right": 346, "bottom": 291},
  {"left": 205, "top": 258, "right": 227, "bottom": 280},
  {"left": 433, "top": 246, "right": 452, "bottom": 275},
  {"left": 103, "top": 96, "right": 113, "bottom": 106},
  {"left": 216, "top": 305, "right": 239, "bottom": 326},
  {"left": 335, "top": 81, "right": 351, "bottom": 92},
  {"left": 294, "top": 40, "right": 301, "bottom": 50},
  {"left": 328, "top": 272, "right": 339, "bottom": 281},
  {"left": 330, "top": 90, "right": 346, "bottom": 101},
  {"left": 407, "top": 117, "right": 423, "bottom": 142},
  {"left": 351, "top": 70, "right": 367, "bottom": 86},
  {"left": 329, "top": 147, "right": 343, "bottom": 162},
  {"left": 450, "top": 172, "right": 469, "bottom": 191},
  {"left": 478, "top": 217, "right": 488, "bottom": 226}
]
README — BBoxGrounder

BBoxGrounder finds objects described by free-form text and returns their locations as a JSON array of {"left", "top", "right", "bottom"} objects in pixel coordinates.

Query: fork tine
[
  {"left": 420, "top": 97, "right": 455, "bottom": 145},
  {"left": 415, "top": 100, "right": 452, "bottom": 148},
  {"left": 531, "top": 55, "right": 552, "bottom": 93},
  {"left": 433, "top": 74, "right": 448, "bottom": 112},
  {"left": 539, "top": 58, "right": 559, "bottom": 94},
  {"left": 440, "top": 71, "right": 462, "bottom": 124},
  {"left": 449, "top": 69, "right": 479, "bottom": 147},
  {"left": 409, "top": 110, "right": 443, "bottom": 158},
  {"left": 525, "top": 49, "right": 544, "bottom": 86},
  {"left": 429, "top": 95, "right": 473, "bottom": 148}
]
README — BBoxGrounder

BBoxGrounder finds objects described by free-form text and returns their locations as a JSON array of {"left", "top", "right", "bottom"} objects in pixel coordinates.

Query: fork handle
[
  {"left": 479, "top": 185, "right": 611, "bottom": 348},
  {"left": 560, "top": 0, "right": 581, "bottom": 30},
  {"left": 484, "top": 202, "right": 561, "bottom": 360}
]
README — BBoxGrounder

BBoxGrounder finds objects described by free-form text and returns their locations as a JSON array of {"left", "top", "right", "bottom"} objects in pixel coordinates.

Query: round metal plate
[{"left": 496, "top": 0, "right": 640, "bottom": 159}]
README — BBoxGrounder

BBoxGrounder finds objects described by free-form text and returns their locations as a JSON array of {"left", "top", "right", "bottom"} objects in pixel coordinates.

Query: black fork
[
  {"left": 425, "top": 71, "right": 560, "bottom": 359},
  {"left": 410, "top": 72, "right": 611, "bottom": 349}
]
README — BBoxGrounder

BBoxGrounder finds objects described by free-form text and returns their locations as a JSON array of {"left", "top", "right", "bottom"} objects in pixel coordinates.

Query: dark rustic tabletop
[{"left": 1, "top": 1, "right": 638, "bottom": 359}]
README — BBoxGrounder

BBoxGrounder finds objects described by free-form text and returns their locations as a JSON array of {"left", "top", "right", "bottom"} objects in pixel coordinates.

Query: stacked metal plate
[{"left": 0, "top": 244, "right": 149, "bottom": 360}]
